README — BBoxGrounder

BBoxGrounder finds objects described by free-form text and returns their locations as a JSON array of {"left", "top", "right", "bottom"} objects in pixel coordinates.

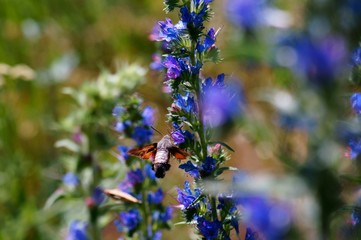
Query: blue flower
[
  {"left": 176, "top": 181, "right": 201, "bottom": 209},
  {"left": 196, "top": 217, "right": 221, "bottom": 240},
  {"left": 163, "top": 55, "right": 182, "bottom": 79},
  {"left": 131, "top": 126, "right": 153, "bottom": 145},
  {"left": 202, "top": 78, "right": 244, "bottom": 126},
  {"left": 160, "top": 206, "right": 173, "bottom": 222},
  {"left": 148, "top": 230, "right": 162, "bottom": 240},
  {"left": 147, "top": 188, "right": 164, "bottom": 204},
  {"left": 180, "top": 4, "right": 208, "bottom": 28},
  {"left": 235, "top": 196, "right": 291, "bottom": 240},
  {"left": 197, "top": 28, "right": 216, "bottom": 53},
  {"left": 346, "top": 138, "right": 361, "bottom": 160},
  {"left": 226, "top": 0, "right": 266, "bottom": 30},
  {"left": 112, "top": 106, "right": 124, "bottom": 117},
  {"left": 114, "top": 120, "right": 131, "bottom": 133},
  {"left": 63, "top": 172, "right": 79, "bottom": 188},
  {"left": 119, "top": 208, "right": 142, "bottom": 231},
  {"left": 201, "top": 156, "right": 217, "bottom": 174},
  {"left": 144, "top": 163, "right": 156, "bottom": 180},
  {"left": 277, "top": 35, "right": 346, "bottom": 86},
  {"left": 351, "top": 93, "right": 361, "bottom": 114},
  {"left": 142, "top": 106, "right": 154, "bottom": 126},
  {"left": 277, "top": 113, "right": 315, "bottom": 131},
  {"left": 92, "top": 187, "right": 105, "bottom": 205},
  {"left": 175, "top": 92, "right": 197, "bottom": 113},
  {"left": 152, "top": 206, "right": 173, "bottom": 223},
  {"left": 245, "top": 227, "right": 259, "bottom": 240},
  {"left": 150, "top": 54, "right": 164, "bottom": 71},
  {"left": 179, "top": 161, "right": 200, "bottom": 178},
  {"left": 150, "top": 18, "right": 186, "bottom": 43},
  {"left": 117, "top": 145, "right": 130, "bottom": 161},
  {"left": 352, "top": 47, "right": 361, "bottom": 67},
  {"left": 66, "top": 220, "right": 88, "bottom": 240}
]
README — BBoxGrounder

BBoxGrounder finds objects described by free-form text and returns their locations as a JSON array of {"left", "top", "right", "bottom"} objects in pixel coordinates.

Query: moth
[
  {"left": 127, "top": 134, "right": 188, "bottom": 178},
  {"left": 103, "top": 188, "right": 141, "bottom": 203}
]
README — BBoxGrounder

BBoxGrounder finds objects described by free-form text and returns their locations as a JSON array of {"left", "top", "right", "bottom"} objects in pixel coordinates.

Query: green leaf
[
  {"left": 204, "top": 47, "right": 222, "bottom": 63},
  {"left": 209, "top": 141, "right": 235, "bottom": 152},
  {"left": 163, "top": 0, "right": 181, "bottom": 13},
  {"left": 174, "top": 221, "right": 196, "bottom": 226},
  {"left": 214, "top": 166, "right": 239, "bottom": 176},
  {"left": 43, "top": 189, "right": 65, "bottom": 209},
  {"left": 340, "top": 175, "right": 361, "bottom": 184},
  {"left": 55, "top": 139, "right": 80, "bottom": 152}
]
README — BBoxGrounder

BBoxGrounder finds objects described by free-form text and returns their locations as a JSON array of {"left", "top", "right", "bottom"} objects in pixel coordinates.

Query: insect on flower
[{"left": 127, "top": 135, "right": 188, "bottom": 178}]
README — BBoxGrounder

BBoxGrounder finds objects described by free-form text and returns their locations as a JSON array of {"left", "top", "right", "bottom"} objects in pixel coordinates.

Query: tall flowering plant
[
  {"left": 150, "top": 0, "right": 244, "bottom": 238},
  {"left": 112, "top": 99, "right": 173, "bottom": 239}
]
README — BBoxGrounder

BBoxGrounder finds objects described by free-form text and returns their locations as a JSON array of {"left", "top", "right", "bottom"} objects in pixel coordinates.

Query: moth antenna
[{"left": 151, "top": 126, "right": 163, "bottom": 136}]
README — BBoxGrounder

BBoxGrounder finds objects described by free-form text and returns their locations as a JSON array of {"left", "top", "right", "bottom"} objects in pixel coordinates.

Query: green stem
[
  {"left": 141, "top": 178, "right": 150, "bottom": 239},
  {"left": 190, "top": 38, "right": 218, "bottom": 223},
  {"left": 190, "top": 41, "right": 208, "bottom": 160}
]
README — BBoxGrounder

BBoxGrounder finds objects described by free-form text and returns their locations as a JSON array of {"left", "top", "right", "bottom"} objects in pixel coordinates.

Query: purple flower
[
  {"left": 62, "top": 172, "right": 79, "bottom": 187},
  {"left": 175, "top": 92, "right": 197, "bottom": 113},
  {"left": 147, "top": 188, "right": 164, "bottom": 204},
  {"left": 119, "top": 208, "right": 142, "bottom": 231},
  {"left": 196, "top": 217, "right": 221, "bottom": 240},
  {"left": 66, "top": 220, "right": 88, "bottom": 240},
  {"left": 179, "top": 161, "right": 200, "bottom": 178},
  {"left": 226, "top": 0, "right": 266, "bottom": 30},
  {"left": 351, "top": 93, "right": 361, "bottom": 114},
  {"left": 119, "top": 168, "right": 145, "bottom": 191},
  {"left": 142, "top": 106, "right": 155, "bottom": 126},
  {"left": 171, "top": 130, "right": 185, "bottom": 144},
  {"left": 202, "top": 78, "right": 244, "bottom": 126},
  {"left": 149, "top": 18, "right": 185, "bottom": 42},
  {"left": 352, "top": 48, "right": 361, "bottom": 67},
  {"left": 176, "top": 181, "right": 201, "bottom": 209},
  {"left": 131, "top": 126, "right": 153, "bottom": 145},
  {"left": 163, "top": 55, "right": 182, "bottom": 79}
]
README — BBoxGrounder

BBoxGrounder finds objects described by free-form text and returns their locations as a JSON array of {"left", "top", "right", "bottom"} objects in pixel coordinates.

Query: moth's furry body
[{"left": 127, "top": 134, "right": 187, "bottom": 178}]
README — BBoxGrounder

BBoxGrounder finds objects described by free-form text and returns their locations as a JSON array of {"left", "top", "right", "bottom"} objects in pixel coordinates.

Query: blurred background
[{"left": 1, "top": 0, "right": 361, "bottom": 239}]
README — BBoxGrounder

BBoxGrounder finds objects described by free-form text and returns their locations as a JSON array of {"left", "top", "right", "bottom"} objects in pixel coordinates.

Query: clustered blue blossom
[
  {"left": 112, "top": 100, "right": 174, "bottom": 238},
  {"left": 176, "top": 181, "right": 201, "bottom": 210},
  {"left": 179, "top": 156, "right": 217, "bottom": 178},
  {"left": 62, "top": 172, "right": 80, "bottom": 188},
  {"left": 346, "top": 92, "right": 361, "bottom": 160},
  {"left": 66, "top": 220, "right": 88, "bottom": 240}
]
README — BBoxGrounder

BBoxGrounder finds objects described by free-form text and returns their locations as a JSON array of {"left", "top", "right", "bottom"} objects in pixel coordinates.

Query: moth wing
[
  {"left": 127, "top": 143, "right": 157, "bottom": 160},
  {"left": 169, "top": 146, "right": 188, "bottom": 160},
  {"left": 103, "top": 188, "right": 141, "bottom": 203}
]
